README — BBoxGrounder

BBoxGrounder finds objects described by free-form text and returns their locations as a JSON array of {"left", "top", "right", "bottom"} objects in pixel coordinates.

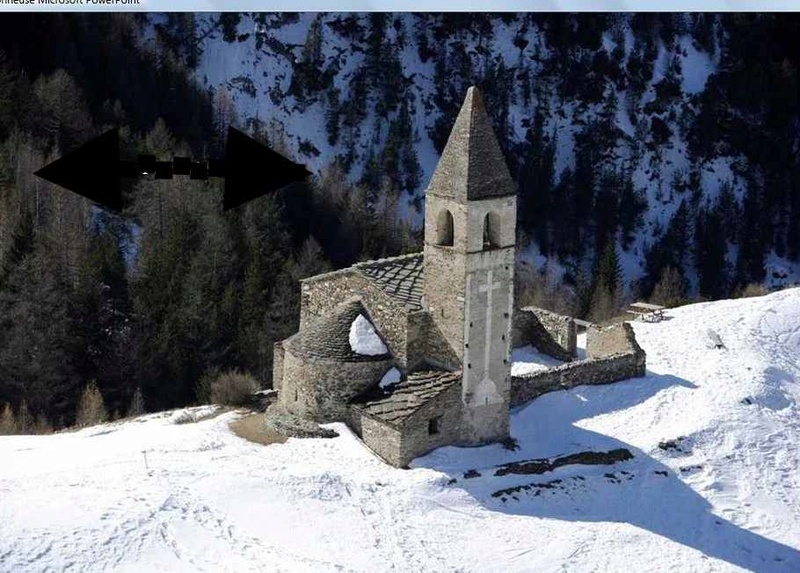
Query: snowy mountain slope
[
  {"left": 1, "top": 288, "right": 799, "bottom": 572},
  {"left": 190, "top": 13, "right": 800, "bottom": 291}
]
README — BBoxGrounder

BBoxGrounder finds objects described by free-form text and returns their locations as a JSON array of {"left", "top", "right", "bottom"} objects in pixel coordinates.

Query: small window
[
  {"left": 483, "top": 212, "right": 501, "bottom": 250},
  {"left": 294, "top": 389, "right": 298, "bottom": 402},
  {"left": 428, "top": 418, "right": 440, "bottom": 435},
  {"left": 436, "top": 209, "right": 454, "bottom": 246}
]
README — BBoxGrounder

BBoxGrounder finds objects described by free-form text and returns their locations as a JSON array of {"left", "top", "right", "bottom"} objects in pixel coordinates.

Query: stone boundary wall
[
  {"left": 512, "top": 307, "right": 577, "bottom": 361},
  {"left": 587, "top": 322, "right": 632, "bottom": 358},
  {"left": 511, "top": 322, "right": 646, "bottom": 408}
]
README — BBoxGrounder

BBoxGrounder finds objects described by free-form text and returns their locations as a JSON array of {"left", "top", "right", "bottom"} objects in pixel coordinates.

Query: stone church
[
  {"left": 272, "top": 86, "right": 518, "bottom": 467},
  {"left": 272, "top": 86, "right": 646, "bottom": 467}
]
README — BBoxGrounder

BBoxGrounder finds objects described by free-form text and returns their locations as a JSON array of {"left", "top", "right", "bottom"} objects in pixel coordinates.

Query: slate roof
[
  {"left": 352, "top": 369, "right": 462, "bottom": 427},
  {"left": 427, "top": 86, "right": 516, "bottom": 201},
  {"left": 355, "top": 253, "right": 424, "bottom": 312},
  {"left": 288, "top": 298, "right": 390, "bottom": 362}
]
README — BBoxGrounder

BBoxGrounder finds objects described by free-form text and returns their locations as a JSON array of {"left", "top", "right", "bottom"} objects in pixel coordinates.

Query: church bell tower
[{"left": 422, "top": 87, "right": 517, "bottom": 444}]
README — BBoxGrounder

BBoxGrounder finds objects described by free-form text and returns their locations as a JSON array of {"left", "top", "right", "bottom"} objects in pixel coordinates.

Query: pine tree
[
  {"left": 618, "top": 174, "right": 647, "bottom": 250},
  {"left": 519, "top": 109, "right": 555, "bottom": 255},
  {"left": 595, "top": 239, "right": 623, "bottom": 294},
  {"left": 17, "top": 399, "right": 31, "bottom": 434},
  {"left": 73, "top": 224, "right": 132, "bottom": 419},
  {"left": 31, "top": 69, "right": 92, "bottom": 152},
  {"left": 0, "top": 50, "right": 15, "bottom": 138},
  {"left": 735, "top": 182, "right": 767, "bottom": 286},
  {"left": 0, "top": 244, "right": 81, "bottom": 428},
  {"left": 789, "top": 171, "right": 800, "bottom": 261},
  {"left": 650, "top": 266, "right": 687, "bottom": 307},
  {"left": 589, "top": 282, "right": 616, "bottom": 323},
  {"left": 588, "top": 239, "right": 624, "bottom": 322},
  {"left": 75, "top": 382, "right": 108, "bottom": 428},
  {"left": 0, "top": 209, "right": 35, "bottom": 288},
  {"left": 294, "top": 14, "right": 325, "bottom": 101},
  {"left": 0, "top": 402, "right": 16, "bottom": 435},
  {"left": 32, "top": 413, "right": 52, "bottom": 435},
  {"left": 218, "top": 13, "right": 241, "bottom": 43},
  {"left": 128, "top": 387, "right": 145, "bottom": 418},
  {"left": 552, "top": 167, "right": 581, "bottom": 259},
  {"left": 694, "top": 206, "right": 728, "bottom": 299}
]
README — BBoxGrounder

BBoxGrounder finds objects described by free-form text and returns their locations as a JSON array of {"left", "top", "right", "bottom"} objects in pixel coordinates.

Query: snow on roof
[
  {"left": 349, "top": 314, "right": 388, "bottom": 356},
  {"left": 379, "top": 367, "right": 402, "bottom": 389}
]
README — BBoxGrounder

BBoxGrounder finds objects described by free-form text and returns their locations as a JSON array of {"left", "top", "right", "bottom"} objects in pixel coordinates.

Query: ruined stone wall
[
  {"left": 279, "top": 346, "right": 394, "bottom": 423},
  {"left": 315, "top": 359, "right": 394, "bottom": 422},
  {"left": 510, "top": 353, "right": 646, "bottom": 407},
  {"left": 510, "top": 322, "right": 646, "bottom": 408},
  {"left": 587, "top": 322, "right": 638, "bottom": 358},
  {"left": 301, "top": 270, "right": 410, "bottom": 365},
  {"left": 512, "top": 307, "right": 577, "bottom": 361}
]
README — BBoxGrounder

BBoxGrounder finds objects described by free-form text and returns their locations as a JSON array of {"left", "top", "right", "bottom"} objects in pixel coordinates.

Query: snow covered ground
[
  {"left": 510, "top": 344, "right": 565, "bottom": 376},
  {"left": 2, "top": 289, "right": 800, "bottom": 572},
  {"left": 510, "top": 332, "right": 588, "bottom": 376}
]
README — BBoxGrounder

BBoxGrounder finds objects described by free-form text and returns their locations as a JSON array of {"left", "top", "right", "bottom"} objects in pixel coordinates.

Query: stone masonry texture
[
  {"left": 270, "top": 86, "right": 648, "bottom": 469},
  {"left": 512, "top": 307, "right": 578, "bottom": 361},
  {"left": 510, "top": 322, "right": 646, "bottom": 408}
]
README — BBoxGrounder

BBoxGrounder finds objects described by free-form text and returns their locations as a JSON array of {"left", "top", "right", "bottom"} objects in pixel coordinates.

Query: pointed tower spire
[{"left": 427, "top": 86, "right": 515, "bottom": 201}]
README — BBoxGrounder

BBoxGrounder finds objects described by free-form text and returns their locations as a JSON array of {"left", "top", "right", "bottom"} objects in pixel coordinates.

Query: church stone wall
[
  {"left": 272, "top": 340, "right": 285, "bottom": 391},
  {"left": 510, "top": 322, "right": 646, "bottom": 408},
  {"left": 399, "top": 383, "right": 463, "bottom": 467},
  {"left": 407, "top": 311, "right": 461, "bottom": 371},
  {"left": 280, "top": 346, "right": 394, "bottom": 423},
  {"left": 355, "top": 414, "right": 404, "bottom": 467},
  {"left": 464, "top": 195, "right": 517, "bottom": 253},
  {"left": 300, "top": 271, "right": 410, "bottom": 366},
  {"left": 422, "top": 246, "right": 466, "bottom": 359},
  {"left": 424, "top": 195, "right": 470, "bottom": 251},
  {"left": 512, "top": 307, "right": 577, "bottom": 361},
  {"left": 352, "top": 382, "right": 464, "bottom": 468},
  {"left": 279, "top": 348, "right": 318, "bottom": 419},
  {"left": 460, "top": 247, "right": 514, "bottom": 444}
]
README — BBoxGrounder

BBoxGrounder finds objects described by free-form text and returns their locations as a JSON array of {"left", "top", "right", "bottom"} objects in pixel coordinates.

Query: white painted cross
[{"left": 478, "top": 269, "right": 502, "bottom": 377}]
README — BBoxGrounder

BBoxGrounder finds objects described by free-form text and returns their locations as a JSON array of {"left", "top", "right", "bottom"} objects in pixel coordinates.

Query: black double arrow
[{"left": 34, "top": 126, "right": 311, "bottom": 211}]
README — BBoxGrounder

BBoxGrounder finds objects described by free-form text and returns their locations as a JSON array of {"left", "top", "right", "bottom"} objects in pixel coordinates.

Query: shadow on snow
[{"left": 414, "top": 371, "right": 800, "bottom": 572}]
